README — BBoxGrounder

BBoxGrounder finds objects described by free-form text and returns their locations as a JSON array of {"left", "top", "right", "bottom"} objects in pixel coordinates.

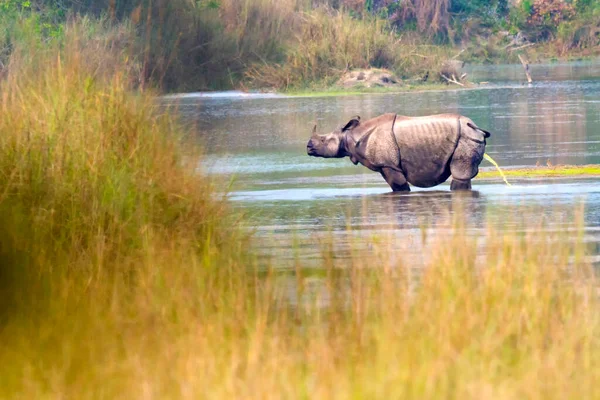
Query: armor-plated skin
[{"left": 306, "top": 113, "right": 490, "bottom": 191}]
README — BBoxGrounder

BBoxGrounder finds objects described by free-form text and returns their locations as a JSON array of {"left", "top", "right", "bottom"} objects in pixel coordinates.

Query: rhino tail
[{"left": 467, "top": 122, "right": 491, "bottom": 138}]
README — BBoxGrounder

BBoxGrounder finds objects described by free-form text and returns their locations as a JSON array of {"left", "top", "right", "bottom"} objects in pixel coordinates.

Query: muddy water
[{"left": 166, "top": 61, "right": 600, "bottom": 267}]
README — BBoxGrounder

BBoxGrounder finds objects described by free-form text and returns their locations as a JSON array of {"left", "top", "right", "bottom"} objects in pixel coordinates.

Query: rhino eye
[{"left": 320, "top": 137, "right": 325, "bottom": 143}]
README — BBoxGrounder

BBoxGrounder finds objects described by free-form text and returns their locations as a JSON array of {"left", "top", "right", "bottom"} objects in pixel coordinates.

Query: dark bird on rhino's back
[{"left": 306, "top": 113, "right": 491, "bottom": 192}]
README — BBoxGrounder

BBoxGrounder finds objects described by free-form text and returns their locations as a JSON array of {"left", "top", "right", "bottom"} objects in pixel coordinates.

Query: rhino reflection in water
[{"left": 306, "top": 113, "right": 491, "bottom": 191}]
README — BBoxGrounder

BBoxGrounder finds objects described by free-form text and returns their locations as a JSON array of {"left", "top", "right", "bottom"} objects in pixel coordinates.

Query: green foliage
[
  {"left": 522, "top": 0, "right": 535, "bottom": 14},
  {"left": 506, "top": 0, "right": 532, "bottom": 32},
  {"left": 0, "top": 0, "right": 30, "bottom": 14},
  {"left": 0, "top": 0, "right": 63, "bottom": 46},
  {"left": 573, "top": 0, "right": 600, "bottom": 12},
  {"left": 0, "top": 0, "right": 599, "bottom": 91},
  {"left": 556, "top": 6, "right": 600, "bottom": 51},
  {"left": 450, "top": 0, "right": 508, "bottom": 17},
  {"left": 508, "top": 0, "right": 576, "bottom": 41}
]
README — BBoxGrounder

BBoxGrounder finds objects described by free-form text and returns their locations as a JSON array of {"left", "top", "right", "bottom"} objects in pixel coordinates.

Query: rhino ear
[{"left": 342, "top": 116, "right": 361, "bottom": 132}]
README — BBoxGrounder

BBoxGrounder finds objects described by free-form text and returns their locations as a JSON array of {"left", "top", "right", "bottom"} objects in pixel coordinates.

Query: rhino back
[{"left": 394, "top": 115, "right": 460, "bottom": 187}]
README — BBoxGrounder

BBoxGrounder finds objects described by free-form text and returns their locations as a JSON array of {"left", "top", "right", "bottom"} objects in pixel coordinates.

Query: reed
[{"left": 0, "top": 19, "right": 249, "bottom": 384}]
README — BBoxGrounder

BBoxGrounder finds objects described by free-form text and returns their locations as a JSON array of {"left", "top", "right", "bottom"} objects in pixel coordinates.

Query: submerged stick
[{"left": 483, "top": 153, "right": 512, "bottom": 187}]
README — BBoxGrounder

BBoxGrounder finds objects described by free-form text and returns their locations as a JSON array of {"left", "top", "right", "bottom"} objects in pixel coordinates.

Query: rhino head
[{"left": 306, "top": 116, "right": 361, "bottom": 158}]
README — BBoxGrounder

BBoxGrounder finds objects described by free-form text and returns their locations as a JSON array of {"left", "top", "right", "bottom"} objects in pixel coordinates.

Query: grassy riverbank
[
  {"left": 285, "top": 82, "right": 462, "bottom": 97},
  {"left": 479, "top": 164, "right": 600, "bottom": 180},
  {"left": 1, "top": 1, "right": 599, "bottom": 93}
]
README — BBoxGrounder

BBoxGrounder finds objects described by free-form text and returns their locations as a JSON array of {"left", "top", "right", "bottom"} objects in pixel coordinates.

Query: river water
[{"left": 166, "top": 61, "right": 600, "bottom": 267}]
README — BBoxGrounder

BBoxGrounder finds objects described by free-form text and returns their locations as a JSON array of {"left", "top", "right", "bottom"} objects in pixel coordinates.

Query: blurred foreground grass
[{"left": 1, "top": 18, "right": 599, "bottom": 400}]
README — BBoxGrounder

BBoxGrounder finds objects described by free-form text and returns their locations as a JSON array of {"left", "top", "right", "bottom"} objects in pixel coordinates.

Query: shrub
[
  {"left": 526, "top": 0, "right": 576, "bottom": 40},
  {"left": 556, "top": 8, "right": 600, "bottom": 51}
]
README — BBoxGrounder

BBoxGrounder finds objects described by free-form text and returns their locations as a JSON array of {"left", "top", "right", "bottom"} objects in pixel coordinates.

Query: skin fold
[{"left": 306, "top": 113, "right": 490, "bottom": 192}]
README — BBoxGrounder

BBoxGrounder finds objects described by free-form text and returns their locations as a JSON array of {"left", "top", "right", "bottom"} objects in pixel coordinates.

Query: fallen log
[
  {"left": 440, "top": 73, "right": 465, "bottom": 87},
  {"left": 517, "top": 54, "right": 533, "bottom": 84}
]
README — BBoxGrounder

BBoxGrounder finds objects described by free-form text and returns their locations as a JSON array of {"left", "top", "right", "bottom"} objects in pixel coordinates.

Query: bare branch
[
  {"left": 508, "top": 43, "right": 536, "bottom": 52},
  {"left": 440, "top": 73, "right": 465, "bottom": 87}
]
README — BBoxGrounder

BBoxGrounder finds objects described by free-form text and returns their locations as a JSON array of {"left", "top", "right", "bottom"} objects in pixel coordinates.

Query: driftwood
[
  {"left": 440, "top": 73, "right": 465, "bottom": 87},
  {"left": 517, "top": 54, "right": 533, "bottom": 84},
  {"left": 502, "top": 31, "right": 530, "bottom": 50},
  {"left": 508, "top": 43, "right": 536, "bottom": 52}
]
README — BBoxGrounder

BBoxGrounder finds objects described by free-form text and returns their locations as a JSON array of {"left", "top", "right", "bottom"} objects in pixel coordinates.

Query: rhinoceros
[{"left": 306, "top": 113, "right": 491, "bottom": 191}]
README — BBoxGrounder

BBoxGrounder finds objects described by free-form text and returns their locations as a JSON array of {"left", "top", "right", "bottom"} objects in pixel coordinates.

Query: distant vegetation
[{"left": 0, "top": 0, "right": 598, "bottom": 92}]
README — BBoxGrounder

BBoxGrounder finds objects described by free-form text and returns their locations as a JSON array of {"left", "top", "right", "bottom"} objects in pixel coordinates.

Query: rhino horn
[{"left": 312, "top": 124, "right": 318, "bottom": 137}]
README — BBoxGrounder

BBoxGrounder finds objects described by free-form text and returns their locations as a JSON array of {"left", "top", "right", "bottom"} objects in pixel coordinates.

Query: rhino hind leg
[{"left": 381, "top": 167, "right": 410, "bottom": 192}]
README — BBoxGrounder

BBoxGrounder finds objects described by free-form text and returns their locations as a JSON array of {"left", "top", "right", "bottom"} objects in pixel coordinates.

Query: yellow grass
[
  {"left": 2, "top": 202, "right": 599, "bottom": 399},
  {"left": 479, "top": 164, "right": 600, "bottom": 179}
]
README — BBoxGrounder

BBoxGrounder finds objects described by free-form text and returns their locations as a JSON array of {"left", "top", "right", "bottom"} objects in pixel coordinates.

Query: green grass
[
  {"left": 478, "top": 164, "right": 600, "bottom": 179},
  {"left": 285, "top": 82, "right": 461, "bottom": 97}
]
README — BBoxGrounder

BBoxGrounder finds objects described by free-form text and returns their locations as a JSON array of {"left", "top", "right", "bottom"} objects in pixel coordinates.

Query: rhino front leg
[
  {"left": 449, "top": 135, "right": 485, "bottom": 191},
  {"left": 450, "top": 178, "right": 472, "bottom": 191},
  {"left": 380, "top": 167, "right": 410, "bottom": 192}
]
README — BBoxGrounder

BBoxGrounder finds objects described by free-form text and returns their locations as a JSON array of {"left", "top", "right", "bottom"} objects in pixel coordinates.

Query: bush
[
  {"left": 524, "top": 0, "right": 576, "bottom": 40},
  {"left": 556, "top": 8, "right": 600, "bottom": 51}
]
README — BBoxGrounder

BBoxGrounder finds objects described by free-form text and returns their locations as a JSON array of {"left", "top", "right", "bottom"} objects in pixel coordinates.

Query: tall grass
[
  {"left": 136, "top": 0, "right": 304, "bottom": 91},
  {"left": 245, "top": 10, "right": 398, "bottom": 89},
  {"left": 1, "top": 0, "right": 455, "bottom": 91},
  {"left": 149, "top": 0, "right": 425, "bottom": 91},
  {"left": 245, "top": 7, "right": 455, "bottom": 89},
  {"left": 0, "top": 19, "right": 249, "bottom": 382}
]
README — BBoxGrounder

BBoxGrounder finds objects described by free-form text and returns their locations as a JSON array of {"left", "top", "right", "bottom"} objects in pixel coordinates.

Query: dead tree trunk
[{"left": 518, "top": 54, "right": 533, "bottom": 84}]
